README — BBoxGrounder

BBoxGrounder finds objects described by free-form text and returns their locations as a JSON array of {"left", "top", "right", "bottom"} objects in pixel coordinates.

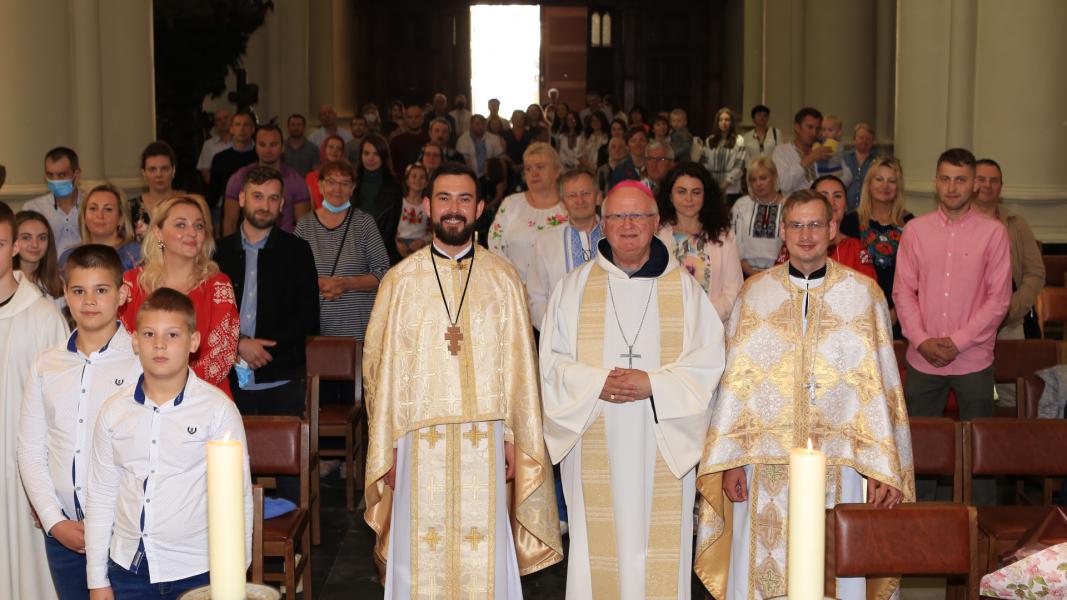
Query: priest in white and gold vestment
[
  {"left": 541, "top": 180, "right": 725, "bottom": 600},
  {"left": 364, "top": 163, "right": 562, "bottom": 599},
  {"left": 695, "top": 189, "right": 915, "bottom": 600}
]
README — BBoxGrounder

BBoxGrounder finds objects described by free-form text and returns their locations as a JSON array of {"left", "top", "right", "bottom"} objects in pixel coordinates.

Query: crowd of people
[{"left": 0, "top": 88, "right": 1052, "bottom": 600}]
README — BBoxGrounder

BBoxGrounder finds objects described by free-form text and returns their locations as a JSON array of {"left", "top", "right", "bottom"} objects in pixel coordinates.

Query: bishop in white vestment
[
  {"left": 1, "top": 269, "right": 68, "bottom": 600},
  {"left": 540, "top": 181, "right": 726, "bottom": 600}
]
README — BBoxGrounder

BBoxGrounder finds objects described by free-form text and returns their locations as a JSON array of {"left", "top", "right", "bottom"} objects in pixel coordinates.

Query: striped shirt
[{"left": 295, "top": 209, "right": 390, "bottom": 340}]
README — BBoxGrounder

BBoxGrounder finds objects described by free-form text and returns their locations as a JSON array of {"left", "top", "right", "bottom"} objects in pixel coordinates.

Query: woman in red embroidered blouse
[{"left": 119, "top": 194, "right": 239, "bottom": 397}]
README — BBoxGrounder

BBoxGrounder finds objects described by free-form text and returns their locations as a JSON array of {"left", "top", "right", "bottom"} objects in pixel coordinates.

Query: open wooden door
[{"left": 540, "top": 6, "right": 588, "bottom": 109}]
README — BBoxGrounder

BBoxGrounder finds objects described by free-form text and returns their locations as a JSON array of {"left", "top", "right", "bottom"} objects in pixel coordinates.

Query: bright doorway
[{"left": 469, "top": 4, "right": 541, "bottom": 120}]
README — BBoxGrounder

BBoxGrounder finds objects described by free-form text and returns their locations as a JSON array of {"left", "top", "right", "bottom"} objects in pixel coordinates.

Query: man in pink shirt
[{"left": 893, "top": 148, "right": 1011, "bottom": 502}]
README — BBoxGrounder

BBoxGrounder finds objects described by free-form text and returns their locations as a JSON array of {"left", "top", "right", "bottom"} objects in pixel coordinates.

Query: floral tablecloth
[{"left": 981, "top": 542, "right": 1067, "bottom": 599}]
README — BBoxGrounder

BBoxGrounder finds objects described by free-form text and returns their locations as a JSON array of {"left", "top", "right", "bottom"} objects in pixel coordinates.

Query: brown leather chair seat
[{"left": 264, "top": 508, "right": 310, "bottom": 543}]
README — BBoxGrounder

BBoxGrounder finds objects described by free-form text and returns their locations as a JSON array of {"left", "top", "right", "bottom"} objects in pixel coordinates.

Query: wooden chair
[
  {"left": 1015, "top": 373, "right": 1062, "bottom": 504},
  {"left": 826, "top": 503, "right": 979, "bottom": 600},
  {"left": 251, "top": 484, "right": 265, "bottom": 585},
  {"left": 909, "top": 417, "right": 963, "bottom": 501},
  {"left": 964, "top": 419, "right": 1067, "bottom": 573},
  {"left": 1042, "top": 254, "right": 1067, "bottom": 287},
  {"left": 1037, "top": 286, "right": 1067, "bottom": 338},
  {"left": 306, "top": 336, "right": 365, "bottom": 516},
  {"left": 246, "top": 416, "right": 313, "bottom": 600},
  {"left": 993, "top": 339, "right": 1060, "bottom": 385}
]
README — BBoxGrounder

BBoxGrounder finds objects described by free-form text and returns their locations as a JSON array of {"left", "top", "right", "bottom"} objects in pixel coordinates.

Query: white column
[
  {"left": 740, "top": 0, "right": 765, "bottom": 126},
  {"left": 803, "top": 0, "right": 876, "bottom": 133},
  {"left": 873, "top": 0, "right": 895, "bottom": 142}
]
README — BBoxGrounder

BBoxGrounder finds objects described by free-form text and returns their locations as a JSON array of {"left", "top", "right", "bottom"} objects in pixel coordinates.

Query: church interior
[{"left": 2, "top": 1, "right": 1067, "bottom": 599}]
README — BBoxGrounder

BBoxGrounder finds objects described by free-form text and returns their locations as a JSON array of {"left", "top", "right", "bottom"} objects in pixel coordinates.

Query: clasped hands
[
  {"left": 318, "top": 276, "right": 346, "bottom": 301},
  {"left": 917, "top": 337, "right": 959, "bottom": 368},
  {"left": 598, "top": 368, "right": 652, "bottom": 403},
  {"left": 722, "top": 466, "right": 902, "bottom": 508}
]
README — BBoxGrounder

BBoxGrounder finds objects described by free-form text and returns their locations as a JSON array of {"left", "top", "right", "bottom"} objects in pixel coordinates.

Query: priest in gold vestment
[
  {"left": 695, "top": 189, "right": 915, "bottom": 600},
  {"left": 364, "top": 163, "right": 562, "bottom": 599},
  {"left": 540, "top": 181, "right": 726, "bottom": 600}
]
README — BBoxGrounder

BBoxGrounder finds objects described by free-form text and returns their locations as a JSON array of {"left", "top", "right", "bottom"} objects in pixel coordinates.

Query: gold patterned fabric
[
  {"left": 694, "top": 261, "right": 915, "bottom": 598},
  {"left": 576, "top": 264, "right": 686, "bottom": 599},
  {"left": 363, "top": 246, "right": 563, "bottom": 583}
]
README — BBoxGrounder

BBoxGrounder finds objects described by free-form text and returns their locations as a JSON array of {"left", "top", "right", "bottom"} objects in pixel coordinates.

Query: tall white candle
[
  {"left": 787, "top": 439, "right": 826, "bottom": 600},
  {"left": 208, "top": 434, "right": 246, "bottom": 600}
]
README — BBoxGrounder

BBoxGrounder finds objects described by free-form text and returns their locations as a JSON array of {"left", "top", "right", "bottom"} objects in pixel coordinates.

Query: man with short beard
[
  {"left": 215, "top": 166, "right": 319, "bottom": 438},
  {"left": 363, "top": 161, "right": 562, "bottom": 596},
  {"left": 223, "top": 124, "right": 311, "bottom": 236}
]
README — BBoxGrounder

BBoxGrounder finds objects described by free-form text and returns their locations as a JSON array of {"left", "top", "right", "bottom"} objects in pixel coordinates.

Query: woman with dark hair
[
  {"left": 628, "top": 105, "right": 648, "bottom": 133},
  {"left": 655, "top": 162, "right": 743, "bottom": 322},
  {"left": 652, "top": 115, "right": 671, "bottom": 147},
  {"left": 556, "top": 111, "right": 584, "bottom": 170},
  {"left": 504, "top": 110, "right": 532, "bottom": 191},
  {"left": 597, "top": 117, "right": 629, "bottom": 168},
  {"left": 129, "top": 141, "right": 180, "bottom": 239},
  {"left": 382, "top": 100, "right": 405, "bottom": 138},
  {"left": 356, "top": 134, "right": 404, "bottom": 264},
  {"left": 701, "top": 107, "right": 747, "bottom": 203},
  {"left": 581, "top": 111, "right": 609, "bottom": 170},
  {"left": 774, "top": 175, "right": 877, "bottom": 280},
  {"left": 610, "top": 126, "right": 649, "bottom": 186},
  {"left": 13, "top": 210, "right": 64, "bottom": 305}
]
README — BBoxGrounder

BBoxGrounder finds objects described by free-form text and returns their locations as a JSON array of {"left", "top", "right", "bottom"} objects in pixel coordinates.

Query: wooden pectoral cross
[
  {"left": 445, "top": 325, "right": 463, "bottom": 356},
  {"left": 620, "top": 345, "right": 641, "bottom": 368}
]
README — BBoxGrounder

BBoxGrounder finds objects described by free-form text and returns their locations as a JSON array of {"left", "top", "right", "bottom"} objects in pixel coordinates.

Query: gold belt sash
[{"left": 576, "top": 264, "right": 685, "bottom": 599}]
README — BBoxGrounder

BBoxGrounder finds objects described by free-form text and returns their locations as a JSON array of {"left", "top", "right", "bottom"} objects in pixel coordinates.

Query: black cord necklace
[{"left": 430, "top": 245, "right": 475, "bottom": 356}]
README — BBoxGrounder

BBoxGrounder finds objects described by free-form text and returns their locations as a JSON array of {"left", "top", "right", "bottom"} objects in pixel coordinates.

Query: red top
[
  {"left": 306, "top": 171, "right": 325, "bottom": 211},
  {"left": 775, "top": 235, "right": 877, "bottom": 281},
  {"left": 119, "top": 268, "right": 240, "bottom": 398}
]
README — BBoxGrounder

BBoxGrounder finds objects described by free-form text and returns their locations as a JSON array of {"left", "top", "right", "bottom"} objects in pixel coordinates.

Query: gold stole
[{"left": 576, "top": 264, "right": 685, "bottom": 599}]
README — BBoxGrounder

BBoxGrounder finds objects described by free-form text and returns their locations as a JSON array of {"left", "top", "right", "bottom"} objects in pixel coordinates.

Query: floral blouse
[{"left": 488, "top": 192, "right": 567, "bottom": 285}]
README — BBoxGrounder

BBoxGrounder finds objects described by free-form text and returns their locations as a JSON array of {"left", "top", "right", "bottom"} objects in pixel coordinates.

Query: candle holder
[{"left": 177, "top": 583, "right": 281, "bottom": 600}]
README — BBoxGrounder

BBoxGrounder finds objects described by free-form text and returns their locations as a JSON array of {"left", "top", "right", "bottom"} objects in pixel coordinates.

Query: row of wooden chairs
[{"left": 910, "top": 417, "right": 1067, "bottom": 574}]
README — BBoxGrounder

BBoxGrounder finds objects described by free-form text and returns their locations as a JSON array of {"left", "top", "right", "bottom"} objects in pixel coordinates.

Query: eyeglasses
[
  {"left": 323, "top": 178, "right": 355, "bottom": 188},
  {"left": 646, "top": 157, "right": 674, "bottom": 164},
  {"left": 603, "top": 212, "right": 657, "bottom": 223},
  {"left": 785, "top": 221, "right": 828, "bottom": 232}
]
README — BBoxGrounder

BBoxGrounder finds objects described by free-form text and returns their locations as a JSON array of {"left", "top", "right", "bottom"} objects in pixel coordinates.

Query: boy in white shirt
[
  {"left": 84, "top": 288, "right": 251, "bottom": 600},
  {"left": 19, "top": 245, "right": 143, "bottom": 600}
]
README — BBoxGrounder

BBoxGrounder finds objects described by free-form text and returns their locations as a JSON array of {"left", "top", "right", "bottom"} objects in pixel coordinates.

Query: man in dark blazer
[{"left": 216, "top": 165, "right": 320, "bottom": 418}]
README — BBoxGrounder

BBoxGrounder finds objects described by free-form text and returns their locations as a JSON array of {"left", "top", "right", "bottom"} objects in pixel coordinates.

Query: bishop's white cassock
[
  {"left": 1, "top": 271, "right": 68, "bottom": 600},
  {"left": 540, "top": 239, "right": 725, "bottom": 600}
]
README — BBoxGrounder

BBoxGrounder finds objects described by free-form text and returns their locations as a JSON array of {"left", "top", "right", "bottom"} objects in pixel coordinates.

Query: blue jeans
[
  {"left": 107, "top": 558, "right": 209, "bottom": 600},
  {"left": 43, "top": 532, "right": 89, "bottom": 600}
]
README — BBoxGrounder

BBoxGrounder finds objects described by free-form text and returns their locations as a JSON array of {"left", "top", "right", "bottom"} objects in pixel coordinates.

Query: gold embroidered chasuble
[
  {"left": 694, "top": 261, "right": 915, "bottom": 600},
  {"left": 363, "top": 246, "right": 563, "bottom": 595}
]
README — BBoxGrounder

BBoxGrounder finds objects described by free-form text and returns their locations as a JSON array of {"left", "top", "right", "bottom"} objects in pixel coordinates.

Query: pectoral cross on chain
[
  {"left": 804, "top": 376, "right": 821, "bottom": 404},
  {"left": 444, "top": 325, "right": 463, "bottom": 356},
  {"left": 620, "top": 345, "right": 641, "bottom": 368}
]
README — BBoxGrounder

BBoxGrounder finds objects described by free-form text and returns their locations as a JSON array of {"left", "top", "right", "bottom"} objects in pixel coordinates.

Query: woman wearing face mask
[
  {"left": 307, "top": 134, "right": 347, "bottom": 210},
  {"left": 59, "top": 183, "right": 142, "bottom": 271},
  {"left": 356, "top": 134, "right": 403, "bottom": 264},
  {"left": 129, "top": 141, "right": 180, "bottom": 240},
  {"left": 118, "top": 194, "right": 239, "bottom": 395},
  {"left": 13, "top": 211, "right": 64, "bottom": 305}
]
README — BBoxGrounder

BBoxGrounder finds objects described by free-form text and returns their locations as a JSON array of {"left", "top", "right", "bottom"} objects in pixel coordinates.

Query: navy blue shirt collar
[
  {"left": 66, "top": 321, "right": 122, "bottom": 354},
  {"left": 133, "top": 373, "right": 189, "bottom": 407}
]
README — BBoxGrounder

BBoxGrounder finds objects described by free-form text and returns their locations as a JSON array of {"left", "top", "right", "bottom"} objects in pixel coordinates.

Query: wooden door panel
[{"left": 541, "top": 6, "right": 588, "bottom": 109}]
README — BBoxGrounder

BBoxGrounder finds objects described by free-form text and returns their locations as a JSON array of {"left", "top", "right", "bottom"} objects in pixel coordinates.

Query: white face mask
[{"left": 363, "top": 113, "right": 379, "bottom": 125}]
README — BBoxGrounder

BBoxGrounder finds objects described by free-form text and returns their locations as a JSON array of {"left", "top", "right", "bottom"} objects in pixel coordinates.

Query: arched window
[{"left": 591, "top": 12, "right": 602, "bottom": 47}]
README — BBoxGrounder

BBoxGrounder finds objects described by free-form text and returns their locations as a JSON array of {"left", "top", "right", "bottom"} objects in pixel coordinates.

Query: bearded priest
[
  {"left": 540, "top": 180, "right": 726, "bottom": 600},
  {"left": 363, "top": 162, "right": 562, "bottom": 599},
  {"left": 694, "top": 189, "right": 915, "bottom": 600}
]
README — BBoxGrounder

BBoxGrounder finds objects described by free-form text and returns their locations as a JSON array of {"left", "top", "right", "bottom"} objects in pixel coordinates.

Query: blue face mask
[
  {"left": 323, "top": 199, "right": 351, "bottom": 213},
  {"left": 46, "top": 178, "right": 75, "bottom": 198}
]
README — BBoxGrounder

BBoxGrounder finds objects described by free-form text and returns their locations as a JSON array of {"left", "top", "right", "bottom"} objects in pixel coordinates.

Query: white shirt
[
  {"left": 85, "top": 370, "right": 252, "bottom": 587},
  {"left": 488, "top": 193, "right": 568, "bottom": 285},
  {"left": 741, "top": 127, "right": 782, "bottom": 161},
  {"left": 196, "top": 135, "right": 233, "bottom": 171},
  {"left": 308, "top": 126, "right": 354, "bottom": 148},
  {"left": 18, "top": 326, "right": 142, "bottom": 535},
  {"left": 455, "top": 131, "right": 505, "bottom": 177},
  {"left": 23, "top": 189, "right": 84, "bottom": 257},
  {"left": 526, "top": 223, "right": 602, "bottom": 329},
  {"left": 772, "top": 142, "right": 815, "bottom": 196}
]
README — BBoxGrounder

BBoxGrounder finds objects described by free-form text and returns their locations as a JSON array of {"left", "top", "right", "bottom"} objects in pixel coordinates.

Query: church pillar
[
  {"left": 896, "top": 0, "right": 1067, "bottom": 239},
  {"left": 802, "top": 0, "right": 876, "bottom": 134},
  {"left": 740, "top": 0, "right": 764, "bottom": 127},
  {"left": 760, "top": 0, "right": 806, "bottom": 134},
  {"left": 872, "top": 0, "right": 895, "bottom": 142},
  {"left": 972, "top": 0, "right": 1067, "bottom": 242},
  {"left": 0, "top": 0, "right": 154, "bottom": 205},
  {"left": 241, "top": 0, "right": 311, "bottom": 123}
]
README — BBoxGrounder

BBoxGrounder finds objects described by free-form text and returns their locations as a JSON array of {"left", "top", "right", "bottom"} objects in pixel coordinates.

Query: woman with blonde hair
[
  {"left": 839, "top": 155, "right": 913, "bottom": 335},
  {"left": 732, "top": 156, "right": 785, "bottom": 277},
  {"left": 488, "top": 142, "right": 567, "bottom": 284},
  {"left": 59, "top": 183, "right": 142, "bottom": 270},
  {"left": 118, "top": 194, "right": 239, "bottom": 395}
]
